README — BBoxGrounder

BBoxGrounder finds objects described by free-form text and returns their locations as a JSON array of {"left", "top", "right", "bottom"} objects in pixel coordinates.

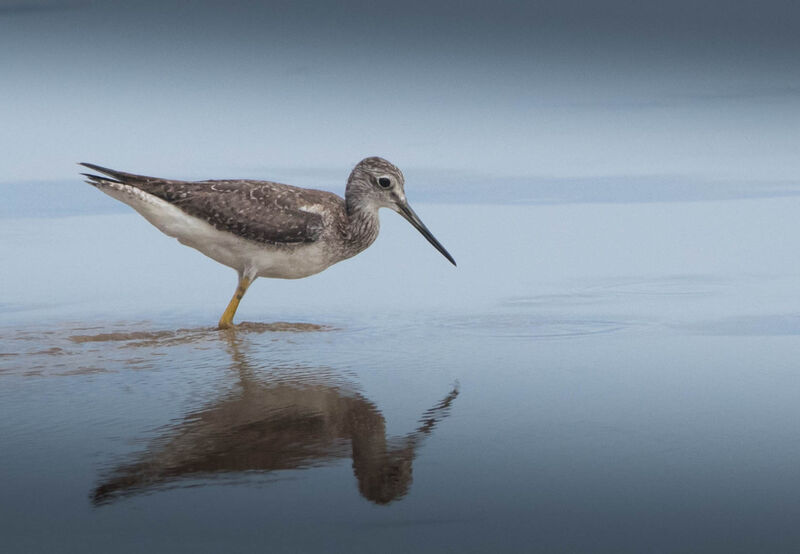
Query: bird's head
[{"left": 346, "top": 156, "right": 456, "bottom": 266}]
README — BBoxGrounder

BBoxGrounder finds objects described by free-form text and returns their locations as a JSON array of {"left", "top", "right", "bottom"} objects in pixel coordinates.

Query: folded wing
[{"left": 81, "top": 163, "right": 340, "bottom": 245}]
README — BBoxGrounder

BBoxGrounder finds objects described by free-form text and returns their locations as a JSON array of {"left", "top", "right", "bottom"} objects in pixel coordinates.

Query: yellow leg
[{"left": 218, "top": 275, "right": 253, "bottom": 330}]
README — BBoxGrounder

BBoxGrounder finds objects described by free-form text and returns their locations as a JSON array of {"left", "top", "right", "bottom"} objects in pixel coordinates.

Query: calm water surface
[{"left": 3, "top": 199, "right": 800, "bottom": 552}]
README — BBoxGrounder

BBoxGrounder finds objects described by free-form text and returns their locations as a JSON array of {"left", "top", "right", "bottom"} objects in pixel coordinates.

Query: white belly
[{"left": 98, "top": 182, "right": 334, "bottom": 279}]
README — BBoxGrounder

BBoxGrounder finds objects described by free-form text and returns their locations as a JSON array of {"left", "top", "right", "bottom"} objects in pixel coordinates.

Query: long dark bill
[{"left": 398, "top": 203, "right": 457, "bottom": 266}]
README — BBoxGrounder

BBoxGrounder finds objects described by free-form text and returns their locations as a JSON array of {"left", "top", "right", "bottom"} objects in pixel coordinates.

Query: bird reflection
[{"left": 92, "top": 333, "right": 458, "bottom": 506}]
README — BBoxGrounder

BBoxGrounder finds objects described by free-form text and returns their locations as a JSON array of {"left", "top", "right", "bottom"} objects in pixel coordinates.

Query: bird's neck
[{"left": 342, "top": 203, "right": 380, "bottom": 258}]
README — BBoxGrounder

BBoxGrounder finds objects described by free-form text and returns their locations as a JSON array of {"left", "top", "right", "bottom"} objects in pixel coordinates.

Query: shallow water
[{"left": 4, "top": 199, "right": 800, "bottom": 552}]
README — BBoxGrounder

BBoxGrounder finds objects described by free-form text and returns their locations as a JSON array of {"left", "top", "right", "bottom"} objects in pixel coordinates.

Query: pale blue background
[{"left": 3, "top": 2, "right": 800, "bottom": 553}]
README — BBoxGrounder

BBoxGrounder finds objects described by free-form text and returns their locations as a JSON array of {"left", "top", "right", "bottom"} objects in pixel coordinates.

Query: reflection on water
[
  {"left": 92, "top": 333, "right": 458, "bottom": 506},
  {"left": 6, "top": 201, "right": 800, "bottom": 551}
]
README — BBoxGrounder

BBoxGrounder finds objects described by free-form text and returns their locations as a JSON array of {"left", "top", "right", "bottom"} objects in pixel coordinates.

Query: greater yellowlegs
[{"left": 80, "top": 157, "right": 456, "bottom": 328}]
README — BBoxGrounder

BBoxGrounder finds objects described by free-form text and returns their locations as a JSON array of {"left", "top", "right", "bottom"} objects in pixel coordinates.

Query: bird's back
[{"left": 82, "top": 163, "right": 347, "bottom": 246}]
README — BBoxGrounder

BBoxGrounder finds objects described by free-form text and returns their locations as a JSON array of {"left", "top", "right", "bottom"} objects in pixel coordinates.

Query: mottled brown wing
[
  {"left": 80, "top": 164, "right": 338, "bottom": 245},
  {"left": 149, "top": 179, "right": 330, "bottom": 244}
]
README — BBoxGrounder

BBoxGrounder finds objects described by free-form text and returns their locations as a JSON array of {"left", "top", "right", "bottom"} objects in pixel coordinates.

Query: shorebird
[{"left": 80, "top": 157, "right": 455, "bottom": 328}]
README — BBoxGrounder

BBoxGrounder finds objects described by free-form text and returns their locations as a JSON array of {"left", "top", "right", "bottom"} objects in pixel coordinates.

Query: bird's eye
[{"left": 378, "top": 177, "right": 392, "bottom": 188}]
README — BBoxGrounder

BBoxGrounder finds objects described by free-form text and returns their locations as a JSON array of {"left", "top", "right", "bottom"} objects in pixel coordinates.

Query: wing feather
[{"left": 80, "top": 164, "right": 342, "bottom": 245}]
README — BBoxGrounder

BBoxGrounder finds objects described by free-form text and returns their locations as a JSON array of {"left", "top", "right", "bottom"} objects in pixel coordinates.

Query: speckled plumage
[
  {"left": 83, "top": 165, "right": 348, "bottom": 246},
  {"left": 80, "top": 156, "right": 455, "bottom": 327}
]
